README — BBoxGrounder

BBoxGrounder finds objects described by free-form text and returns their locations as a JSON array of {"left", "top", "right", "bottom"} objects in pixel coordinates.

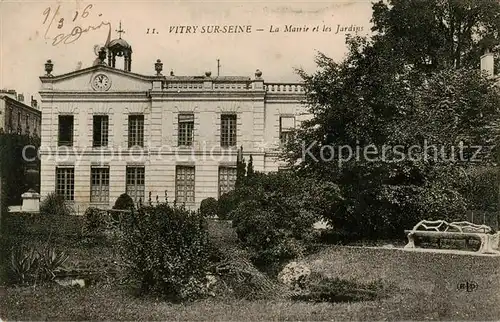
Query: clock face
[{"left": 92, "top": 74, "right": 111, "bottom": 91}]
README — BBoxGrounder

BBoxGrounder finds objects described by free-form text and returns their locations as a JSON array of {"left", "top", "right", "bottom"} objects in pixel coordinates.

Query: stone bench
[{"left": 404, "top": 220, "right": 500, "bottom": 255}]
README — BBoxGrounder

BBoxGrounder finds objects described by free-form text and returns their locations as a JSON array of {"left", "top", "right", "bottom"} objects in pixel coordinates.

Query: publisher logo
[{"left": 457, "top": 281, "right": 478, "bottom": 292}]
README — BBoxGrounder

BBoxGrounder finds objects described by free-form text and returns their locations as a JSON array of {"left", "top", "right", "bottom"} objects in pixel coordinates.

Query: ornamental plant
[{"left": 119, "top": 202, "right": 212, "bottom": 301}]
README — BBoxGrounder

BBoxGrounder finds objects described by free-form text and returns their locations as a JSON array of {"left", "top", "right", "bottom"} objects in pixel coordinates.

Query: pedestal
[{"left": 21, "top": 189, "right": 40, "bottom": 213}]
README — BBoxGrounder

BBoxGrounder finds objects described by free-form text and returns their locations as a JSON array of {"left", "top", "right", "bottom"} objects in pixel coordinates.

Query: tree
[
  {"left": 0, "top": 134, "right": 40, "bottom": 207},
  {"left": 247, "top": 155, "right": 255, "bottom": 179},
  {"left": 235, "top": 146, "right": 246, "bottom": 188},
  {"left": 283, "top": 4, "right": 500, "bottom": 237},
  {"left": 371, "top": 0, "right": 500, "bottom": 72}
]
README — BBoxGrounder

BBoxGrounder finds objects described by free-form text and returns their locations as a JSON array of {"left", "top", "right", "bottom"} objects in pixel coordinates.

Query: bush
[
  {"left": 331, "top": 181, "right": 468, "bottom": 240},
  {"left": 40, "top": 192, "right": 72, "bottom": 217},
  {"left": 83, "top": 207, "right": 107, "bottom": 236},
  {"left": 120, "top": 203, "right": 212, "bottom": 301},
  {"left": 217, "top": 190, "right": 239, "bottom": 220},
  {"left": 291, "top": 273, "right": 389, "bottom": 303},
  {"left": 464, "top": 166, "right": 498, "bottom": 211},
  {"left": 231, "top": 172, "right": 342, "bottom": 273},
  {"left": 113, "top": 193, "right": 135, "bottom": 210},
  {"left": 1, "top": 181, "right": 8, "bottom": 222},
  {"left": 199, "top": 197, "right": 218, "bottom": 218},
  {"left": 213, "top": 249, "right": 287, "bottom": 300},
  {"left": 9, "top": 245, "right": 69, "bottom": 285}
]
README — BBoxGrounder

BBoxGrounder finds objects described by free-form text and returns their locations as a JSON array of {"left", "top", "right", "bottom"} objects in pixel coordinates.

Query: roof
[
  {"left": 108, "top": 38, "right": 131, "bottom": 49},
  {"left": 39, "top": 64, "right": 254, "bottom": 83},
  {"left": 0, "top": 95, "right": 41, "bottom": 116}
]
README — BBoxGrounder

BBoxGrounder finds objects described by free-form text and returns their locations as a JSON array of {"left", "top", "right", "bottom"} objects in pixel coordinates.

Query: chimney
[
  {"left": 481, "top": 48, "right": 494, "bottom": 76},
  {"left": 31, "top": 96, "right": 37, "bottom": 108},
  {"left": 0, "top": 89, "right": 17, "bottom": 100},
  {"left": 17, "top": 94, "right": 24, "bottom": 102}
]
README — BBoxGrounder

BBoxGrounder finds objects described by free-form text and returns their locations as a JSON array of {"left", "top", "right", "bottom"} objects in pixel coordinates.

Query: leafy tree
[
  {"left": 283, "top": 2, "right": 500, "bottom": 238},
  {"left": 247, "top": 155, "right": 255, "bottom": 179},
  {"left": 0, "top": 134, "right": 40, "bottom": 207},
  {"left": 371, "top": 0, "right": 500, "bottom": 72},
  {"left": 235, "top": 146, "right": 246, "bottom": 188}
]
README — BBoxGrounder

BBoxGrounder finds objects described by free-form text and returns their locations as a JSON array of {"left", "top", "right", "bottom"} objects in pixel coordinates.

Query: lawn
[{"left": 1, "top": 246, "right": 499, "bottom": 321}]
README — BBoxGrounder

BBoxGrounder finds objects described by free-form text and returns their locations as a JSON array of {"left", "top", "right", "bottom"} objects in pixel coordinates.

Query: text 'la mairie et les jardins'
[{"left": 168, "top": 24, "right": 364, "bottom": 34}]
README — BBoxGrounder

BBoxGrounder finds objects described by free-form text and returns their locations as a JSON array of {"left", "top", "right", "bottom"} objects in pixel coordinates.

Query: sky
[{"left": 0, "top": 0, "right": 373, "bottom": 102}]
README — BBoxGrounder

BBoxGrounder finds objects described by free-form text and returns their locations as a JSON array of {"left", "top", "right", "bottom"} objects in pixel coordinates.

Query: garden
[
  {"left": 3, "top": 0, "right": 500, "bottom": 319},
  {"left": 1, "top": 159, "right": 499, "bottom": 320}
]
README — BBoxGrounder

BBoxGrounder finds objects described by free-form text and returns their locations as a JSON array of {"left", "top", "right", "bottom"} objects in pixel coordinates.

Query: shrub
[
  {"left": 40, "top": 192, "right": 72, "bottom": 217},
  {"left": 213, "top": 250, "right": 286, "bottom": 300},
  {"left": 291, "top": 273, "right": 389, "bottom": 303},
  {"left": 9, "top": 245, "right": 68, "bottom": 285},
  {"left": 278, "top": 261, "right": 312, "bottom": 291},
  {"left": 199, "top": 197, "right": 218, "bottom": 218},
  {"left": 463, "top": 166, "right": 498, "bottom": 211},
  {"left": 217, "top": 190, "right": 239, "bottom": 220},
  {"left": 330, "top": 182, "right": 468, "bottom": 240},
  {"left": 1, "top": 180, "right": 8, "bottom": 222},
  {"left": 120, "top": 203, "right": 212, "bottom": 301},
  {"left": 113, "top": 193, "right": 135, "bottom": 210},
  {"left": 83, "top": 207, "right": 107, "bottom": 235},
  {"left": 231, "top": 172, "right": 342, "bottom": 273}
]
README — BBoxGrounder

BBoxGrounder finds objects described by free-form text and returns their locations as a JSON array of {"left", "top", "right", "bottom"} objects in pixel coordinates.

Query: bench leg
[
  {"left": 404, "top": 233, "right": 416, "bottom": 249},
  {"left": 477, "top": 235, "right": 487, "bottom": 254}
]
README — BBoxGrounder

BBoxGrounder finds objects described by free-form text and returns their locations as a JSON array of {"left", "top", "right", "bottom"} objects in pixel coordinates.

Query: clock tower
[{"left": 106, "top": 21, "right": 132, "bottom": 72}]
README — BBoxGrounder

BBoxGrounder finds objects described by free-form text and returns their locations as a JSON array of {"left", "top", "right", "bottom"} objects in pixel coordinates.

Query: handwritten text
[{"left": 42, "top": 4, "right": 111, "bottom": 46}]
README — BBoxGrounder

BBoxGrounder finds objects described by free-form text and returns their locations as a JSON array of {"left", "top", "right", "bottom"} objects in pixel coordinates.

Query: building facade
[
  {"left": 39, "top": 38, "right": 309, "bottom": 211},
  {"left": 0, "top": 90, "right": 41, "bottom": 137}
]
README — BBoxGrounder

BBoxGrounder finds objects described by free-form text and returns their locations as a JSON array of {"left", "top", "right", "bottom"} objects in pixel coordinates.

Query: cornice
[
  {"left": 39, "top": 91, "right": 151, "bottom": 102},
  {"left": 40, "top": 65, "right": 164, "bottom": 83},
  {"left": 149, "top": 90, "right": 266, "bottom": 100},
  {"left": 38, "top": 90, "right": 305, "bottom": 103},
  {"left": 264, "top": 93, "right": 306, "bottom": 102},
  {"left": 39, "top": 147, "right": 267, "bottom": 157}
]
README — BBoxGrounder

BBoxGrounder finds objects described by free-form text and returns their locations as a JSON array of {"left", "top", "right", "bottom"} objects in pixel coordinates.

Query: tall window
[
  {"left": 220, "top": 114, "right": 237, "bottom": 147},
  {"left": 126, "top": 166, "right": 145, "bottom": 203},
  {"left": 128, "top": 115, "right": 144, "bottom": 147},
  {"left": 218, "top": 166, "right": 237, "bottom": 197},
  {"left": 90, "top": 167, "right": 109, "bottom": 203},
  {"left": 58, "top": 115, "right": 74, "bottom": 146},
  {"left": 93, "top": 115, "right": 109, "bottom": 147},
  {"left": 279, "top": 116, "right": 295, "bottom": 145},
  {"left": 56, "top": 167, "right": 74, "bottom": 201},
  {"left": 175, "top": 166, "right": 195, "bottom": 204},
  {"left": 178, "top": 114, "right": 194, "bottom": 146}
]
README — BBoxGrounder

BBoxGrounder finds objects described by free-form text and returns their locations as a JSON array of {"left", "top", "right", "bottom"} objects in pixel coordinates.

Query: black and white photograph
[{"left": 0, "top": 0, "right": 499, "bottom": 320}]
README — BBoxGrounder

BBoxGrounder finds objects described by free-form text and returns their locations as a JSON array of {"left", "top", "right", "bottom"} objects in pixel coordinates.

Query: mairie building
[{"left": 39, "top": 35, "right": 309, "bottom": 212}]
